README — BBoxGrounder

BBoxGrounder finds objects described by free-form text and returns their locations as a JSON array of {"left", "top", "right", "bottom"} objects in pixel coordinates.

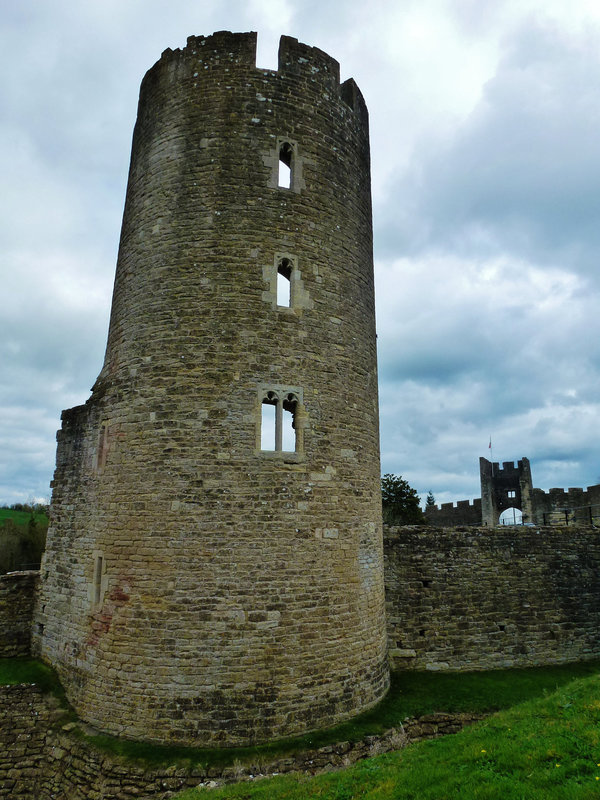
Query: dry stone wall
[
  {"left": 385, "top": 525, "right": 600, "bottom": 670},
  {"left": 35, "top": 31, "right": 388, "bottom": 747},
  {"left": 0, "top": 572, "right": 38, "bottom": 658},
  {"left": 0, "top": 685, "right": 50, "bottom": 799}
]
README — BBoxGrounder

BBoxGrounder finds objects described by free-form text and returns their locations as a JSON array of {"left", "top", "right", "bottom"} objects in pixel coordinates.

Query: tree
[
  {"left": 425, "top": 490, "right": 436, "bottom": 512},
  {"left": 381, "top": 473, "right": 425, "bottom": 525}
]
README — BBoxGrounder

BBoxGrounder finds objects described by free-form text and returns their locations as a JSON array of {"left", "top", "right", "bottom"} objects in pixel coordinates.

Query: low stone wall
[
  {"left": 0, "top": 684, "right": 51, "bottom": 799},
  {"left": 196, "top": 711, "right": 485, "bottom": 789},
  {"left": 0, "top": 571, "right": 38, "bottom": 657},
  {"left": 0, "top": 683, "right": 483, "bottom": 798},
  {"left": 385, "top": 525, "right": 600, "bottom": 670}
]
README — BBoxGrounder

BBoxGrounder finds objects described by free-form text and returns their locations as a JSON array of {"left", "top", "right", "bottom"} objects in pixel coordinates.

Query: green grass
[
  {"left": 175, "top": 672, "right": 600, "bottom": 799},
  {"left": 0, "top": 509, "right": 48, "bottom": 573},
  {"left": 0, "top": 657, "right": 67, "bottom": 702}
]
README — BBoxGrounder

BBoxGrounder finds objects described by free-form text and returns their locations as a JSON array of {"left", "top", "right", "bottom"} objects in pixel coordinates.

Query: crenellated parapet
[
  {"left": 532, "top": 484, "right": 600, "bottom": 525},
  {"left": 427, "top": 458, "right": 600, "bottom": 528},
  {"left": 425, "top": 498, "right": 482, "bottom": 527},
  {"left": 144, "top": 32, "right": 368, "bottom": 123},
  {"left": 480, "top": 457, "right": 534, "bottom": 526}
]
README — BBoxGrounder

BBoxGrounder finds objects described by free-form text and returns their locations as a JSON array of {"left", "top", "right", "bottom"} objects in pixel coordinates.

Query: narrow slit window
[
  {"left": 277, "top": 258, "right": 292, "bottom": 307},
  {"left": 94, "top": 555, "right": 103, "bottom": 606},
  {"left": 278, "top": 142, "right": 293, "bottom": 189},
  {"left": 97, "top": 422, "right": 109, "bottom": 471}
]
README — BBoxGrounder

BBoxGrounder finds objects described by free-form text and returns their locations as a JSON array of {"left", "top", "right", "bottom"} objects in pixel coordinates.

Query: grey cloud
[{"left": 378, "top": 21, "right": 600, "bottom": 274}]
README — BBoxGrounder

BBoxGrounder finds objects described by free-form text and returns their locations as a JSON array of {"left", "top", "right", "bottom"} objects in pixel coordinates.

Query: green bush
[{"left": 381, "top": 474, "right": 425, "bottom": 525}]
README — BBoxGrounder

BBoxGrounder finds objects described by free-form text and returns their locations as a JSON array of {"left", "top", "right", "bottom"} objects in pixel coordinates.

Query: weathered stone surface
[
  {"left": 0, "top": 572, "right": 38, "bottom": 658},
  {"left": 385, "top": 524, "right": 600, "bottom": 670},
  {"left": 480, "top": 457, "right": 534, "bottom": 527},
  {"left": 34, "top": 31, "right": 388, "bottom": 747},
  {"left": 0, "top": 684, "right": 483, "bottom": 799},
  {"left": 0, "top": 685, "right": 50, "bottom": 798}
]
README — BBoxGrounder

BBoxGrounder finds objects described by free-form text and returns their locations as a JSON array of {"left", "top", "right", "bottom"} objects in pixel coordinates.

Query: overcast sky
[{"left": 2, "top": 0, "right": 600, "bottom": 507}]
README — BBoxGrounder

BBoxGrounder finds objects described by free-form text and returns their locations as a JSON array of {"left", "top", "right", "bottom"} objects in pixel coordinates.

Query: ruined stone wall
[
  {"left": 35, "top": 31, "right": 388, "bottom": 747},
  {"left": 385, "top": 525, "right": 600, "bottom": 671},
  {"left": 0, "top": 572, "right": 38, "bottom": 658},
  {"left": 480, "top": 458, "right": 533, "bottom": 526},
  {"left": 532, "top": 484, "right": 600, "bottom": 526},
  {"left": 426, "top": 481, "right": 600, "bottom": 527},
  {"left": 425, "top": 498, "right": 481, "bottom": 526}
]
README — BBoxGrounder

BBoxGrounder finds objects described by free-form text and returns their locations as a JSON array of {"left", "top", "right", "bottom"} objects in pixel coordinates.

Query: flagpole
[{"left": 489, "top": 436, "right": 493, "bottom": 473}]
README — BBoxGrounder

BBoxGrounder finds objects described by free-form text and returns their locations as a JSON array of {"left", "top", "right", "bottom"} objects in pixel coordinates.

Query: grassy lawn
[{"left": 175, "top": 671, "right": 600, "bottom": 799}]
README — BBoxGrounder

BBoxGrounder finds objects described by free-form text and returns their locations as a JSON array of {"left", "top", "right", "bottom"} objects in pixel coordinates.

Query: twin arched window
[{"left": 261, "top": 390, "right": 299, "bottom": 452}]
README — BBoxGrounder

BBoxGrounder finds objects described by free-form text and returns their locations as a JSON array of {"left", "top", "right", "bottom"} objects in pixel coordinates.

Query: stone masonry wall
[
  {"left": 0, "top": 572, "right": 38, "bottom": 658},
  {"left": 532, "top": 483, "right": 600, "bottom": 526},
  {"left": 0, "top": 685, "right": 50, "bottom": 799},
  {"left": 35, "top": 31, "right": 388, "bottom": 747},
  {"left": 385, "top": 525, "right": 600, "bottom": 670},
  {"left": 426, "top": 480, "right": 600, "bottom": 528},
  {"left": 425, "top": 498, "right": 482, "bottom": 527},
  {"left": 0, "top": 683, "right": 484, "bottom": 799}
]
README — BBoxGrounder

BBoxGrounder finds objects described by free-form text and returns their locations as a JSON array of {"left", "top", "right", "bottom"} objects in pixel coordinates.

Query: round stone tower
[{"left": 35, "top": 31, "right": 389, "bottom": 746}]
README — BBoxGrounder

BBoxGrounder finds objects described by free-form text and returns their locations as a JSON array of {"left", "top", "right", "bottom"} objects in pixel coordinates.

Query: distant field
[
  {"left": 0, "top": 508, "right": 49, "bottom": 527},
  {"left": 0, "top": 508, "right": 49, "bottom": 573}
]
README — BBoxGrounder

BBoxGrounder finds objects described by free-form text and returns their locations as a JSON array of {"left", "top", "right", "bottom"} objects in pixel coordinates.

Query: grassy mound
[{"left": 175, "top": 671, "right": 600, "bottom": 799}]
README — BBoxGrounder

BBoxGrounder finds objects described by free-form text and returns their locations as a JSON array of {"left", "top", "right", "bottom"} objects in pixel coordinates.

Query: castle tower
[
  {"left": 480, "top": 457, "right": 534, "bottom": 525},
  {"left": 34, "top": 32, "right": 389, "bottom": 746}
]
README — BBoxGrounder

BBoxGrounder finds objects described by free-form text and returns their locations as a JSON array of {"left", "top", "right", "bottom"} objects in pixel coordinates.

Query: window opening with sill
[
  {"left": 277, "top": 258, "right": 293, "bottom": 307},
  {"left": 278, "top": 142, "right": 294, "bottom": 189},
  {"left": 260, "top": 388, "right": 306, "bottom": 453}
]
